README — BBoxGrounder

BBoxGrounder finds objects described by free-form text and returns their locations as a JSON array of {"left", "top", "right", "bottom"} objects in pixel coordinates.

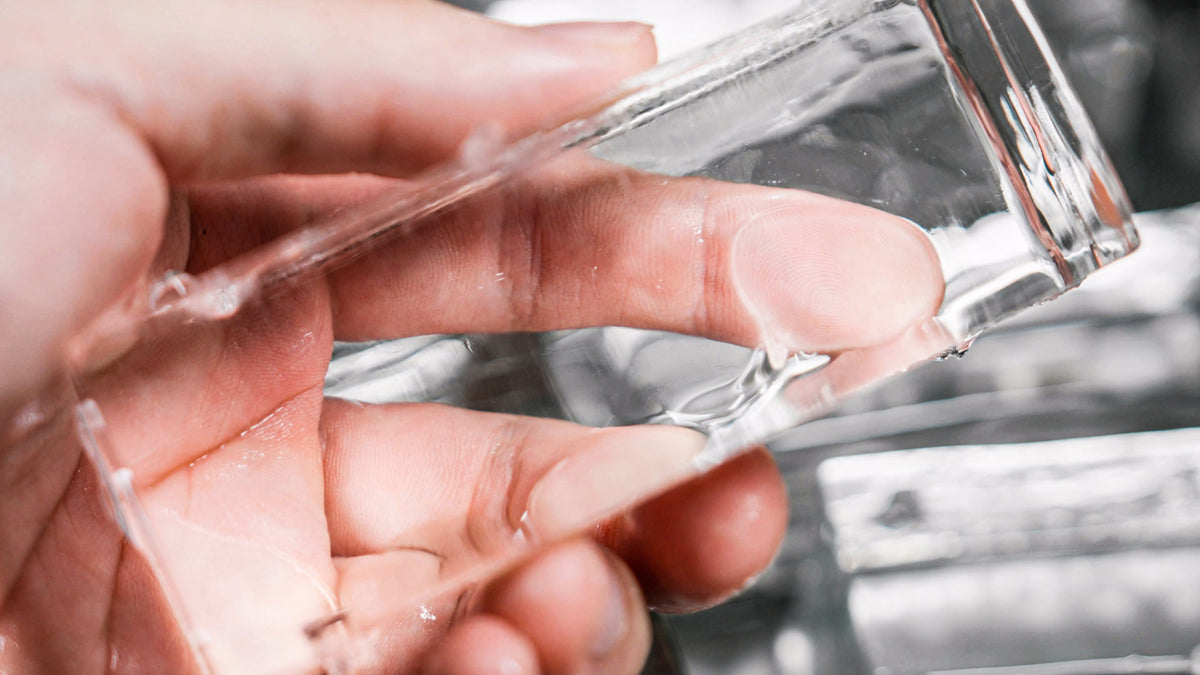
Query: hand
[{"left": 0, "top": 1, "right": 943, "bottom": 673}]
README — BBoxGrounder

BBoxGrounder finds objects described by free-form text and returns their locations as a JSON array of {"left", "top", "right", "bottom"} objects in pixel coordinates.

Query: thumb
[{"left": 0, "top": 79, "right": 165, "bottom": 419}]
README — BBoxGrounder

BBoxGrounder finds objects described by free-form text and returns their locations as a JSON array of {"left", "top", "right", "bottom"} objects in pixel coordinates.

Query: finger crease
[
  {"left": 693, "top": 184, "right": 721, "bottom": 339},
  {"left": 0, "top": 450, "right": 84, "bottom": 613},
  {"left": 502, "top": 191, "right": 544, "bottom": 329}
]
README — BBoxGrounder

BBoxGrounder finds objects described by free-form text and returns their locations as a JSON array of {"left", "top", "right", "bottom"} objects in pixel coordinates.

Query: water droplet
[
  {"left": 112, "top": 467, "right": 134, "bottom": 490},
  {"left": 418, "top": 605, "right": 437, "bottom": 623}
]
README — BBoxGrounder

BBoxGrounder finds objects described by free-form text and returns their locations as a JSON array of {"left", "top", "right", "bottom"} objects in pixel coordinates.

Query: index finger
[
  {"left": 318, "top": 159, "right": 946, "bottom": 354},
  {"left": 6, "top": 0, "right": 656, "bottom": 182}
]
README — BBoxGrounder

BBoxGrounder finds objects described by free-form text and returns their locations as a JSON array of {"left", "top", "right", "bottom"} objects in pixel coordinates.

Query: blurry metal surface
[
  {"left": 848, "top": 549, "right": 1200, "bottom": 671},
  {"left": 821, "top": 431, "right": 1200, "bottom": 573}
]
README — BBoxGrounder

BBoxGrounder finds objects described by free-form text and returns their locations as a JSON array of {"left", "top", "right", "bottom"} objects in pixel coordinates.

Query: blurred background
[{"left": 450, "top": 1, "right": 1200, "bottom": 672}]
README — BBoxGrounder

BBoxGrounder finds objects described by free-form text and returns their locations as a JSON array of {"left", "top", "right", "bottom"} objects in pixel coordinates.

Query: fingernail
[
  {"left": 590, "top": 551, "right": 631, "bottom": 659},
  {"left": 525, "top": 427, "right": 705, "bottom": 542},
  {"left": 730, "top": 198, "right": 944, "bottom": 352},
  {"left": 530, "top": 21, "right": 654, "bottom": 48}
]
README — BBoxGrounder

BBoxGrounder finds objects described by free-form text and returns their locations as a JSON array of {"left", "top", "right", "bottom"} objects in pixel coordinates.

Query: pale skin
[{"left": 0, "top": 1, "right": 944, "bottom": 673}]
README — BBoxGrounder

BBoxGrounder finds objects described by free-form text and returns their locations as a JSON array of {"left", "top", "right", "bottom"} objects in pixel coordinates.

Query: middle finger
[{"left": 186, "top": 157, "right": 944, "bottom": 354}]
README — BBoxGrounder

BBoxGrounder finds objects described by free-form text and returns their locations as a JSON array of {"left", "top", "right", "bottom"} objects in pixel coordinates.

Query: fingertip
[
  {"left": 602, "top": 447, "right": 788, "bottom": 613},
  {"left": 481, "top": 539, "right": 651, "bottom": 674},
  {"left": 426, "top": 615, "right": 539, "bottom": 675},
  {"left": 729, "top": 194, "right": 945, "bottom": 352},
  {"left": 525, "top": 426, "right": 706, "bottom": 542},
  {"left": 513, "top": 20, "right": 659, "bottom": 127},
  {"left": 525, "top": 21, "right": 657, "bottom": 63}
]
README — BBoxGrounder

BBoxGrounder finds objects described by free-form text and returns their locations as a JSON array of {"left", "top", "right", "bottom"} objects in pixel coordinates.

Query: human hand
[{"left": 0, "top": 0, "right": 943, "bottom": 673}]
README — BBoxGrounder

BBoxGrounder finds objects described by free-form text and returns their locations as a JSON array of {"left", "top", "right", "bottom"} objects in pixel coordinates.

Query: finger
[
  {"left": 476, "top": 538, "right": 651, "bottom": 675},
  {"left": 597, "top": 447, "right": 788, "bottom": 613},
  {"left": 0, "top": 79, "right": 165, "bottom": 414},
  {"left": 8, "top": 0, "right": 656, "bottom": 182},
  {"left": 320, "top": 158, "right": 945, "bottom": 354},
  {"left": 321, "top": 399, "right": 707, "bottom": 568},
  {"left": 424, "top": 615, "right": 539, "bottom": 675}
]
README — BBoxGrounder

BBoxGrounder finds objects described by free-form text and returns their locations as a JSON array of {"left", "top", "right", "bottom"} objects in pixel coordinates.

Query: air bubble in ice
[{"left": 937, "top": 336, "right": 977, "bottom": 361}]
